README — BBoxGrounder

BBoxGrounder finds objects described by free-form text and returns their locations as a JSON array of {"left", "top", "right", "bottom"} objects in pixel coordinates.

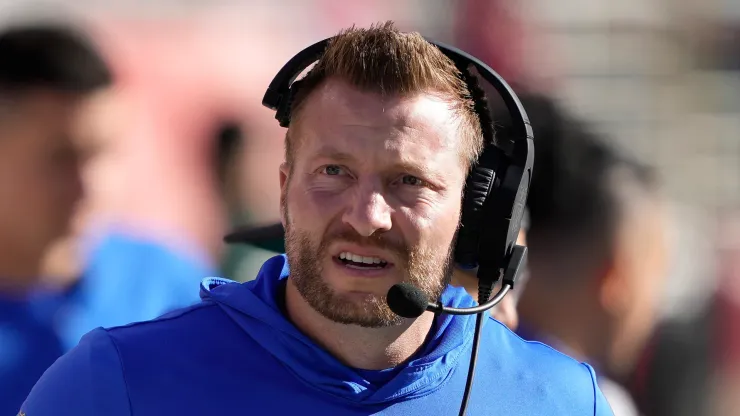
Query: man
[
  {"left": 23, "top": 23, "right": 613, "bottom": 415},
  {"left": 0, "top": 23, "right": 111, "bottom": 414},
  {"left": 0, "top": 22, "right": 213, "bottom": 413},
  {"left": 40, "top": 115, "right": 222, "bottom": 351},
  {"left": 511, "top": 94, "right": 669, "bottom": 415}
]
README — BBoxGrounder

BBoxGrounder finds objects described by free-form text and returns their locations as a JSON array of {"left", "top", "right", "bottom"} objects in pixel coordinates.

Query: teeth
[{"left": 338, "top": 251, "right": 387, "bottom": 265}]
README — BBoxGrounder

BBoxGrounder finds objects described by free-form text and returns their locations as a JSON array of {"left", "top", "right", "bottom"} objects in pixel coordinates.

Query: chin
[
  {"left": 339, "top": 290, "right": 384, "bottom": 304},
  {"left": 325, "top": 277, "right": 387, "bottom": 300}
]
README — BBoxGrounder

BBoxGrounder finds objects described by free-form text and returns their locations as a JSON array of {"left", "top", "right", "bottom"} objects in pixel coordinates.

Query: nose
[{"left": 342, "top": 182, "right": 392, "bottom": 237}]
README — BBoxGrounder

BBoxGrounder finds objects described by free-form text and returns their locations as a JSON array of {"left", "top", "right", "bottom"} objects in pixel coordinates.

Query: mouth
[{"left": 334, "top": 251, "right": 391, "bottom": 270}]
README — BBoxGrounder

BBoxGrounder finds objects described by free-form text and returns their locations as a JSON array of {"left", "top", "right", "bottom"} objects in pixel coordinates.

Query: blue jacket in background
[
  {"left": 1, "top": 231, "right": 212, "bottom": 415},
  {"left": 22, "top": 254, "right": 614, "bottom": 415},
  {"left": 56, "top": 231, "right": 213, "bottom": 350},
  {"left": 0, "top": 291, "right": 63, "bottom": 416}
]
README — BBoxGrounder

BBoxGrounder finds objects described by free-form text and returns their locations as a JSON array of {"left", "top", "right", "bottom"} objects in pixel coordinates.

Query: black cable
[
  {"left": 458, "top": 281, "right": 495, "bottom": 416},
  {"left": 459, "top": 311, "right": 485, "bottom": 416}
]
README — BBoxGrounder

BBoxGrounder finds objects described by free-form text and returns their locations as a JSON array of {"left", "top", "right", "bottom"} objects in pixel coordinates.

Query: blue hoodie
[
  {"left": 0, "top": 290, "right": 63, "bottom": 416},
  {"left": 22, "top": 255, "right": 613, "bottom": 415}
]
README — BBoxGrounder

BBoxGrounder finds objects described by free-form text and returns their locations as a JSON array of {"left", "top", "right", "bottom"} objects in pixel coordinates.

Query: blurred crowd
[{"left": 1, "top": 0, "right": 739, "bottom": 415}]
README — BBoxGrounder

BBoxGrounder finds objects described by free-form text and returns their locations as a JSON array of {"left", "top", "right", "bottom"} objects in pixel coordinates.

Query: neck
[
  {"left": 520, "top": 286, "right": 607, "bottom": 368},
  {"left": 285, "top": 277, "right": 435, "bottom": 370}
]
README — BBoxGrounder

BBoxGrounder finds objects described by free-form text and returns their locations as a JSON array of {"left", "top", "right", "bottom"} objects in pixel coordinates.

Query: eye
[
  {"left": 401, "top": 175, "right": 425, "bottom": 186},
  {"left": 321, "top": 165, "right": 344, "bottom": 176}
]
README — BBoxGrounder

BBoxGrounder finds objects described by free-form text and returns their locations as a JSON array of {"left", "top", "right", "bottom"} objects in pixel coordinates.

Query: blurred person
[
  {"left": 0, "top": 23, "right": 111, "bottom": 415},
  {"left": 41, "top": 116, "right": 226, "bottom": 351},
  {"left": 23, "top": 23, "right": 613, "bottom": 415},
  {"left": 511, "top": 94, "right": 669, "bottom": 415}
]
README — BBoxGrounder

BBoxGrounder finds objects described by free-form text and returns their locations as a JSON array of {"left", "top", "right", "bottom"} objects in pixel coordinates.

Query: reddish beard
[{"left": 283, "top": 214, "right": 453, "bottom": 328}]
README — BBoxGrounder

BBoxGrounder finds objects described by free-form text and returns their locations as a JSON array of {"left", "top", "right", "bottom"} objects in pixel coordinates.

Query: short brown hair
[{"left": 285, "top": 21, "right": 483, "bottom": 167}]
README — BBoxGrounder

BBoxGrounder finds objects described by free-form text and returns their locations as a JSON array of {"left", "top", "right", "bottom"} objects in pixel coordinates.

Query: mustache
[{"left": 320, "top": 229, "right": 408, "bottom": 260}]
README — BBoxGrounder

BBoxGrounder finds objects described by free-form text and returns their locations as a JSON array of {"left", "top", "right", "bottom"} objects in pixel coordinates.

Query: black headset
[{"left": 262, "top": 36, "right": 533, "bottom": 290}]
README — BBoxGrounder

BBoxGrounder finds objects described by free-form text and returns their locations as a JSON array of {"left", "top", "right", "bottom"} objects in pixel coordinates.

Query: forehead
[
  {"left": 0, "top": 91, "right": 101, "bottom": 163},
  {"left": 1, "top": 90, "right": 82, "bottom": 130},
  {"left": 294, "top": 78, "right": 463, "bottom": 164}
]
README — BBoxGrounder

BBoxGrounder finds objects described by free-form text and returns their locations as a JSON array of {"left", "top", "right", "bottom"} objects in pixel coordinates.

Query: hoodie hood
[{"left": 200, "top": 254, "right": 479, "bottom": 405}]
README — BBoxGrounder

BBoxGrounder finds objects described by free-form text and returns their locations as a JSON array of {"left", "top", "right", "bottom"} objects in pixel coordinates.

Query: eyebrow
[
  {"left": 394, "top": 160, "right": 446, "bottom": 186},
  {"left": 310, "top": 146, "right": 359, "bottom": 164},
  {"left": 309, "top": 145, "right": 448, "bottom": 187}
]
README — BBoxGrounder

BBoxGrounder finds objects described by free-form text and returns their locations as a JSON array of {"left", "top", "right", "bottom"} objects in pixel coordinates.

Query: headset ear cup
[{"left": 455, "top": 162, "right": 497, "bottom": 267}]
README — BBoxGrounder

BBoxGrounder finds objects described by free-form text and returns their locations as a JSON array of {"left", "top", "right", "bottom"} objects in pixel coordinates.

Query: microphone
[
  {"left": 386, "top": 283, "right": 430, "bottom": 318},
  {"left": 386, "top": 244, "right": 527, "bottom": 318},
  {"left": 387, "top": 282, "right": 512, "bottom": 318},
  {"left": 385, "top": 245, "right": 527, "bottom": 416}
]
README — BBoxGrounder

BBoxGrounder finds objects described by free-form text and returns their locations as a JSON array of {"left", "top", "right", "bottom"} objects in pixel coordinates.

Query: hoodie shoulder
[
  {"left": 21, "top": 328, "right": 132, "bottom": 416},
  {"left": 481, "top": 318, "right": 614, "bottom": 415},
  {"left": 23, "top": 300, "right": 233, "bottom": 415},
  {"left": 104, "top": 300, "right": 227, "bottom": 347}
]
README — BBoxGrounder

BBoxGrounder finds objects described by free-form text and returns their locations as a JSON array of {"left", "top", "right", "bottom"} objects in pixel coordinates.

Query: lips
[
  {"left": 338, "top": 251, "right": 388, "bottom": 266},
  {"left": 336, "top": 251, "right": 389, "bottom": 270},
  {"left": 331, "top": 243, "right": 396, "bottom": 272}
]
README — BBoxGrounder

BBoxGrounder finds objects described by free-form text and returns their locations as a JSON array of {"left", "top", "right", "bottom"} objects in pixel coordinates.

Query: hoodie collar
[{"left": 200, "top": 254, "right": 478, "bottom": 405}]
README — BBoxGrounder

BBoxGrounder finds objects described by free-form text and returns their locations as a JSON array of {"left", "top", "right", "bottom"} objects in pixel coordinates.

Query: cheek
[
  {"left": 0, "top": 176, "right": 59, "bottom": 238},
  {"left": 25, "top": 154, "right": 81, "bottom": 204},
  {"left": 41, "top": 164, "right": 83, "bottom": 206},
  {"left": 3, "top": 163, "right": 52, "bottom": 206},
  {"left": 286, "top": 179, "right": 345, "bottom": 228},
  {"left": 636, "top": 232, "right": 668, "bottom": 305},
  {"left": 398, "top": 194, "right": 461, "bottom": 247},
  {"left": 621, "top": 263, "right": 662, "bottom": 329}
]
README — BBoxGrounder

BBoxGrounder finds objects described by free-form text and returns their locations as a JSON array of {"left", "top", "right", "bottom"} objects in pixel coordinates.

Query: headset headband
[{"left": 262, "top": 38, "right": 533, "bottom": 163}]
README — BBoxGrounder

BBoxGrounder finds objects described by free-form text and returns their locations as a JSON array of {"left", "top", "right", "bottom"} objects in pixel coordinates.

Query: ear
[
  {"left": 598, "top": 256, "right": 630, "bottom": 317},
  {"left": 279, "top": 162, "right": 290, "bottom": 227}
]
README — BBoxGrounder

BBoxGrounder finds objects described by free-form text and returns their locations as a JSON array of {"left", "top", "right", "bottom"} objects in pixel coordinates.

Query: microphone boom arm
[
  {"left": 427, "top": 284, "right": 511, "bottom": 315},
  {"left": 426, "top": 245, "right": 526, "bottom": 316}
]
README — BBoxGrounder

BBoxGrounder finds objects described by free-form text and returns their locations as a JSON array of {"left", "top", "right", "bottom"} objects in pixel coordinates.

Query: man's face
[
  {"left": 0, "top": 91, "right": 94, "bottom": 268},
  {"left": 280, "top": 79, "right": 469, "bottom": 328}
]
